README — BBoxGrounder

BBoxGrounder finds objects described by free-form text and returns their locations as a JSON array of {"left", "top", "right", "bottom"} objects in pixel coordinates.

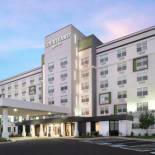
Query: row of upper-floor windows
[
  {"left": 1, "top": 85, "right": 42, "bottom": 94},
  {"left": 48, "top": 95, "right": 68, "bottom": 105},
  {"left": 0, "top": 76, "right": 42, "bottom": 91},
  {"left": 0, "top": 94, "right": 42, "bottom": 102},
  {"left": 48, "top": 85, "right": 68, "bottom": 96},
  {"left": 99, "top": 88, "right": 148, "bottom": 105},
  {"left": 99, "top": 56, "right": 148, "bottom": 78},
  {"left": 98, "top": 40, "right": 147, "bottom": 65},
  {"left": 48, "top": 72, "right": 67, "bottom": 84},
  {"left": 48, "top": 58, "right": 68, "bottom": 73},
  {"left": 99, "top": 73, "right": 148, "bottom": 89}
]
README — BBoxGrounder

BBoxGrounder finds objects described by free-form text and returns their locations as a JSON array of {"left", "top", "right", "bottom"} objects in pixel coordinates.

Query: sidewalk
[
  {"left": 63, "top": 136, "right": 155, "bottom": 142},
  {"left": 9, "top": 136, "right": 155, "bottom": 142}
]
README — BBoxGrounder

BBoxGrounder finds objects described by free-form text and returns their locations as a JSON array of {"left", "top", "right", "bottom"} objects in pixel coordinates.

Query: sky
[{"left": 0, "top": 0, "right": 155, "bottom": 79}]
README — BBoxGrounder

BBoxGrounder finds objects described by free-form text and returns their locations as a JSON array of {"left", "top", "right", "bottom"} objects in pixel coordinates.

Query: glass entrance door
[{"left": 109, "top": 121, "right": 119, "bottom": 136}]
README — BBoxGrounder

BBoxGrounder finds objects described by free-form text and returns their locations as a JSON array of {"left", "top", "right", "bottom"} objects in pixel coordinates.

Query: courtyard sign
[{"left": 46, "top": 33, "right": 71, "bottom": 49}]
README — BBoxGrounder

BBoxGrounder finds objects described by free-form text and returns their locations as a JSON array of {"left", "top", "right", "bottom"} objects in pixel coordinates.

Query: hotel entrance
[
  {"left": 53, "top": 124, "right": 61, "bottom": 137},
  {"left": 65, "top": 123, "right": 74, "bottom": 136},
  {"left": 109, "top": 121, "right": 119, "bottom": 136}
]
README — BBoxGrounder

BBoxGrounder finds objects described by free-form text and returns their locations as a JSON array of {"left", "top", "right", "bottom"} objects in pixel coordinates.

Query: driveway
[{"left": 0, "top": 138, "right": 152, "bottom": 155}]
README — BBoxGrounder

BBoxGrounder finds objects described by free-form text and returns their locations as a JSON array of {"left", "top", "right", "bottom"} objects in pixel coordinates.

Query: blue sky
[{"left": 0, "top": 0, "right": 155, "bottom": 79}]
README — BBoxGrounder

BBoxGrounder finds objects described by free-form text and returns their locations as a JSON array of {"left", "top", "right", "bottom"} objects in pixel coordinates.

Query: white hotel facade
[{"left": 0, "top": 25, "right": 155, "bottom": 138}]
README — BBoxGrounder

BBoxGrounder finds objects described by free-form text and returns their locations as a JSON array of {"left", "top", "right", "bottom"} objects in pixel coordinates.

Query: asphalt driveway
[{"left": 0, "top": 138, "right": 152, "bottom": 155}]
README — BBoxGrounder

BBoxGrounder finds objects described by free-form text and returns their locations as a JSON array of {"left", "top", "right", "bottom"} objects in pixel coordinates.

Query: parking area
[{"left": 82, "top": 138, "right": 155, "bottom": 154}]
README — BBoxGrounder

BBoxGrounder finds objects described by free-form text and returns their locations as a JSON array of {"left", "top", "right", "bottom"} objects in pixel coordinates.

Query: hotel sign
[{"left": 46, "top": 33, "right": 71, "bottom": 49}]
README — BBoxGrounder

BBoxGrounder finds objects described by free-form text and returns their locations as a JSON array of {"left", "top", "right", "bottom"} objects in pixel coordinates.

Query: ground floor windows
[{"left": 137, "top": 102, "right": 148, "bottom": 111}]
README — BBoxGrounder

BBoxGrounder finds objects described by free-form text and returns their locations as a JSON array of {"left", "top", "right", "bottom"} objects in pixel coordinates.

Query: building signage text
[{"left": 46, "top": 33, "right": 71, "bottom": 49}]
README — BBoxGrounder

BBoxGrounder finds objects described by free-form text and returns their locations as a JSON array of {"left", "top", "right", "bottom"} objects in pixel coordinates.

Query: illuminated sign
[{"left": 46, "top": 33, "right": 71, "bottom": 49}]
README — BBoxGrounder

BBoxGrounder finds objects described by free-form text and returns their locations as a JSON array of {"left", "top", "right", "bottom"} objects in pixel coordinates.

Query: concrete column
[
  {"left": 2, "top": 108, "right": 9, "bottom": 139},
  {"left": 74, "top": 122, "right": 79, "bottom": 137},
  {"left": 30, "top": 124, "right": 35, "bottom": 137},
  {"left": 60, "top": 123, "right": 65, "bottom": 137},
  {"left": 22, "top": 125, "right": 26, "bottom": 137},
  {"left": 86, "top": 122, "right": 91, "bottom": 134},
  {"left": 50, "top": 124, "right": 54, "bottom": 137},
  {"left": 98, "top": 121, "right": 109, "bottom": 136},
  {"left": 39, "top": 124, "right": 44, "bottom": 137},
  {"left": 46, "top": 125, "right": 48, "bottom": 137}
]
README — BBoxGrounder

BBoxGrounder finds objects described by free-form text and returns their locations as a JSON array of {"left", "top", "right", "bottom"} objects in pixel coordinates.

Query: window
[
  {"left": 117, "top": 48, "right": 126, "bottom": 59},
  {"left": 48, "top": 76, "right": 54, "bottom": 84},
  {"left": 30, "top": 97, "right": 35, "bottom": 102},
  {"left": 39, "top": 86, "right": 42, "bottom": 91},
  {"left": 81, "top": 57, "right": 89, "bottom": 66},
  {"left": 117, "top": 78, "right": 127, "bottom": 86},
  {"left": 81, "top": 70, "right": 89, "bottom": 79},
  {"left": 137, "top": 41, "right": 147, "bottom": 54},
  {"left": 48, "top": 98, "right": 54, "bottom": 105},
  {"left": 117, "top": 90, "right": 127, "bottom": 99},
  {"left": 100, "top": 68, "right": 108, "bottom": 77},
  {"left": 81, "top": 108, "right": 89, "bottom": 115},
  {"left": 22, "top": 81, "right": 26, "bottom": 87},
  {"left": 137, "top": 102, "right": 148, "bottom": 111},
  {"left": 60, "top": 59, "right": 67, "bottom": 68},
  {"left": 39, "top": 95, "right": 42, "bottom": 101},
  {"left": 39, "top": 76, "right": 42, "bottom": 81},
  {"left": 60, "top": 85, "right": 67, "bottom": 93},
  {"left": 81, "top": 82, "right": 89, "bottom": 90},
  {"left": 29, "top": 86, "right": 36, "bottom": 95},
  {"left": 30, "top": 79, "right": 34, "bottom": 84},
  {"left": 115, "top": 104, "right": 127, "bottom": 114},
  {"left": 48, "top": 86, "right": 54, "bottom": 96},
  {"left": 60, "top": 96, "right": 67, "bottom": 105},
  {"left": 8, "top": 86, "right": 11, "bottom": 91},
  {"left": 8, "top": 95, "right": 11, "bottom": 98},
  {"left": 15, "top": 93, "right": 18, "bottom": 97},
  {"left": 100, "top": 80, "right": 108, "bottom": 89},
  {"left": 60, "top": 73, "right": 67, "bottom": 81},
  {"left": 100, "top": 106, "right": 109, "bottom": 115},
  {"left": 137, "top": 87, "right": 148, "bottom": 97},
  {"left": 22, "top": 91, "right": 26, "bottom": 96},
  {"left": 99, "top": 92, "right": 111, "bottom": 105},
  {"left": 81, "top": 95, "right": 89, "bottom": 103},
  {"left": 133, "top": 56, "right": 148, "bottom": 72},
  {"left": 14, "top": 83, "right": 18, "bottom": 88},
  {"left": 99, "top": 55, "right": 108, "bottom": 65},
  {"left": 117, "top": 62, "right": 127, "bottom": 72},
  {"left": 48, "top": 62, "right": 54, "bottom": 72},
  {"left": 137, "top": 74, "right": 147, "bottom": 82}
]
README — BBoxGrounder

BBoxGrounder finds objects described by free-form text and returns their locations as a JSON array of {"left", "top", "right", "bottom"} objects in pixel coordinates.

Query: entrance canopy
[{"left": 0, "top": 98, "right": 69, "bottom": 116}]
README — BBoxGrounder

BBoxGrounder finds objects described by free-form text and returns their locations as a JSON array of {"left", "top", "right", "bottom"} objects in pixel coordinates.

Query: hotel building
[{"left": 0, "top": 25, "right": 155, "bottom": 138}]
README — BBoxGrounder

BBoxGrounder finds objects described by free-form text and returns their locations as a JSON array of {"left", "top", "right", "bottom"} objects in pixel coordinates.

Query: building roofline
[
  {"left": 0, "top": 66, "right": 42, "bottom": 84},
  {"left": 97, "top": 25, "right": 155, "bottom": 49},
  {"left": 45, "top": 24, "right": 85, "bottom": 38}
]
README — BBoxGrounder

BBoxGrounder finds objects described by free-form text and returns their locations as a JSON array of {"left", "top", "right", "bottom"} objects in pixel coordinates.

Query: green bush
[{"left": 0, "top": 138, "right": 7, "bottom": 142}]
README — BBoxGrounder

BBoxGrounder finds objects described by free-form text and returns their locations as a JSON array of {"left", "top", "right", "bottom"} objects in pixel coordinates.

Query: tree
[{"left": 139, "top": 111, "right": 155, "bottom": 135}]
